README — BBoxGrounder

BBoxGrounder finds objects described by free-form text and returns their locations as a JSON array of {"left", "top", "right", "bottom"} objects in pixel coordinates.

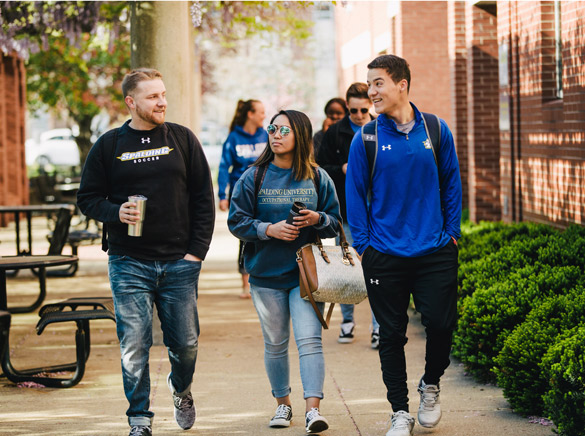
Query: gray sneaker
[
  {"left": 129, "top": 425, "right": 151, "bottom": 436},
  {"left": 386, "top": 410, "right": 414, "bottom": 436},
  {"left": 167, "top": 373, "right": 196, "bottom": 430},
  {"left": 417, "top": 377, "right": 441, "bottom": 428}
]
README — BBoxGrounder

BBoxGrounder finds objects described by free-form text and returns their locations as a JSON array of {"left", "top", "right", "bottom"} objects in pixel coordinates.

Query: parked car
[{"left": 26, "top": 128, "right": 81, "bottom": 167}]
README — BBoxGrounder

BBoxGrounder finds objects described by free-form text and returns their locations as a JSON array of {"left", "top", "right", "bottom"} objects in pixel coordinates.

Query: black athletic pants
[{"left": 362, "top": 240, "right": 458, "bottom": 413}]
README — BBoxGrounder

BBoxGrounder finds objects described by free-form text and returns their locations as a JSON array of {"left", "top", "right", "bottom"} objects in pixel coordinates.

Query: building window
[{"left": 554, "top": 0, "right": 563, "bottom": 99}]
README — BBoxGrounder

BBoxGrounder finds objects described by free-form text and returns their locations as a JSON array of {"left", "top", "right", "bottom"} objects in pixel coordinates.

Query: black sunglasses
[{"left": 350, "top": 108, "right": 370, "bottom": 114}]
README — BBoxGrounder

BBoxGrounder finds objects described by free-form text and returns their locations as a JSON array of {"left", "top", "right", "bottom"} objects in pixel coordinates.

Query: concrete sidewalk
[{"left": 0, "top": 211, "right": 555, "bottom": 435}]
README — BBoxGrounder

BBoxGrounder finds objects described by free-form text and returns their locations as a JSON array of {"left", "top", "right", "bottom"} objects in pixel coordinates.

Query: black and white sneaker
[
  {"left": 269, "top": 404, "right": 292, "bottom": 427},
  {"left": 371, "top": 331, "right": 380, "bottom": 350},
  {"left": 129, "top": 425, "right": 152, "bottom": 436},
  {"left": 305, "top": 407, "right": 329, "bottom": 434},
  {"left": 338, "top": 321, "right": 355, "bottom": 344}
]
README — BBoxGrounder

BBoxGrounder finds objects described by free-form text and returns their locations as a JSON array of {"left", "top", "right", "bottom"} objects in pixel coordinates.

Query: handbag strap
[
  {"left": 313, "top": 225, "right": 355, "bottom": 267},
  {"left": 297, "top": 257, "right": 334, "bottom": 329}
]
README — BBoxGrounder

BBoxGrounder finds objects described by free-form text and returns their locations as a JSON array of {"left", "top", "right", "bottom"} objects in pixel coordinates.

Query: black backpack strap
[
  {"left": 421, "top": 112, "right": 441, "bottom": 167},
  {"left": 361, "top": 119, "right": 378, "bottom": 183},
  {"left": 101, "top": 128, "right": 119, "bottom": 252},
  {"left": 166, "top": 123, "right": 191, "bottom": 182},
  {"left": 361, "top": 119, "right": 378, "bottom": 198},
  {"left": 253, "top": 164, "right": 269, "bottom": 216}
]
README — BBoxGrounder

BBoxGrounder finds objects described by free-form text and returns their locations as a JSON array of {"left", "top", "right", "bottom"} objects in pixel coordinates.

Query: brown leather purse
[{"left": 296, "top": 226, "right": 368, "bottom": 329}]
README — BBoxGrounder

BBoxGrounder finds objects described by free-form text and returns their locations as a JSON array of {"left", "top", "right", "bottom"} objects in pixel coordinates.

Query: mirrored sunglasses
[
  {"left": 350, "top": 108, "right": 370, "bottom": 114},
  {"left": 267, "top": 124, "right": 292, "bottom": 136}
]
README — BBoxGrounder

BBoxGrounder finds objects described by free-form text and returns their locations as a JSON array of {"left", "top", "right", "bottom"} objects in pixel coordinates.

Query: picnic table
[
  {"left": 0, "top": 255, "right": 78, "bottom": 313},
  {"left": 0, "top": 204, "right": 76, "bottom": 255}
]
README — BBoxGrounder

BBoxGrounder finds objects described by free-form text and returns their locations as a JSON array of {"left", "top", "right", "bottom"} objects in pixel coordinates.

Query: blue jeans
[
  {"left": 108, "top": 255, "right": 201, "bottom": 426},
  {"left": 250, "top": 284, "right": 325, "bottom": 399},
  {"left": 338, "top": 222, "right": 379, "bottom": 331}
]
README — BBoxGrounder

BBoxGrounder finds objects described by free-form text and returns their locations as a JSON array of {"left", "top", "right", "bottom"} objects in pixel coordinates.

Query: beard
[{"left": 135, "top": 104, "right": 165, "bottom": 126}]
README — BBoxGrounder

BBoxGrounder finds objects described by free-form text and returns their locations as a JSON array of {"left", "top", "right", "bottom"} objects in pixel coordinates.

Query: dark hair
[
  {"left": 367, "top": 55, "right": 411, "bottom": 92},
  {"left": 229, "top": 99, "right": 261, "bottom": 132},
  {"left": 324, "top": 98, "right": 347, "bottom": 116},
  {"left": 345, "top": 82, "right": 369, "bottom": 102},
  {"left": 254, "top": 110, "right": 317, "bottom": 181},
  {"left": 122, "top": 68, "right": 163, "bottom": 97}
]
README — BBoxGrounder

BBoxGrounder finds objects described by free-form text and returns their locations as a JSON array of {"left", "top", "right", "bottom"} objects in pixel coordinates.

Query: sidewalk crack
[{"left": 328, "top": 369, "right": 362, "bottom": 435}]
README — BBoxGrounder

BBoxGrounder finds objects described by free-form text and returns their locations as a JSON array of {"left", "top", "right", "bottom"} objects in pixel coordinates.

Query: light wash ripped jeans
[
  {"left": 250, "top": 283, "right": 325, "bottom": 399},
  {"left": 108, "top": 255, "right": 201, "bottom": 427}
]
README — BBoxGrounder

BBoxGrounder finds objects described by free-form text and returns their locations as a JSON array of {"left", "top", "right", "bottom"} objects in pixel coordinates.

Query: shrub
[
  {"left": 541, "top": 326, "right": 585, "bottom": 436},
  {"left": 493, "top": 287, "right": 585, "bottom": 415},
  {"left": 458, "top": 221, "right": 554, "bottom": 265},
  {"left": 453, "top": 263, "right": 583, "bottom": 382}
]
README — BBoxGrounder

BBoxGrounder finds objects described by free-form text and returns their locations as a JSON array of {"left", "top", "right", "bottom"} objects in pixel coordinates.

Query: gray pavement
[{"left": 0, "top": 211, "right": 555, "bottom": 435}]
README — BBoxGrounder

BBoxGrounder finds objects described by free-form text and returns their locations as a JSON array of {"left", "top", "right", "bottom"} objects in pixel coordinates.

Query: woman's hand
[
  {"left": 119, "top": 201, "right": 141, "bottom": 224},
  {"left": 293, "top": 209, "right": 320, "bottom": 228},
  {"left": 266, "top": 220, "right": 300, "bottom": 241}
]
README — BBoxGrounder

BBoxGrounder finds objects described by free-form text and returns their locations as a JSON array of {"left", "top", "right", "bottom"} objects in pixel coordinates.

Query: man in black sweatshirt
[{"left": 77, "top": 68, "right": 214, "bottom": 436}]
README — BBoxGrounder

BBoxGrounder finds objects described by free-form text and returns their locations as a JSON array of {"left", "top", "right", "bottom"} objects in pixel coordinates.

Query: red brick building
[
  {"left": 335, "top": 1, "right": 585, "bottom": 227},
  {"left": 0, "top": 53, "right": 28, "bottom": 221},
  {"left": 497, "top": 1, "right": 585, "bottom": 227}
]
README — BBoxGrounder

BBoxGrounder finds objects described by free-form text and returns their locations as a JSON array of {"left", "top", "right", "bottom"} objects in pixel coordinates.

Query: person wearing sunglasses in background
[
  {"left": 316, "top": 82, "right": 379, "bottom": 348},
  {"left": 228, "top": 110, "right": 341, "bottom": 434},
  {"left": 218, "top": 99, "right": 268, "bottom": 299},
  {"left": 312, "top": 97, "right": 347, "bottom": 157}
]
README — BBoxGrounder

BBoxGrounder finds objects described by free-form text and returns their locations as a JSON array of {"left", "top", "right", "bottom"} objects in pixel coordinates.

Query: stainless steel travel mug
[{"left": 128, "top": 195, "right": 147, "bottom": 237}]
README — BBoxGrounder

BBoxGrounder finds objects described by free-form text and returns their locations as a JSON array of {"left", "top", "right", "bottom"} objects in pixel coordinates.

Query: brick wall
[
  {"left": 448, "top": 1, "right": 468, "bottom": 209},
  {"left": 466, "top": 2, "right": 501, "bottom": 222},
  {"left": 499, "top": 1, "right": 585, "bottom": 227},
  {"left": 400, "top": 2, "right": 452, "bottom": 128},
  {"left": 0, "top": 53, "right": 28, "bottom": 225}
]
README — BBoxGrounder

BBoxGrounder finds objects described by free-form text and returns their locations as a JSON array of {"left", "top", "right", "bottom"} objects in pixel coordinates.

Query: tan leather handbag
[{"left": 296, "top": 226, "right": 368, "bottom": 329}]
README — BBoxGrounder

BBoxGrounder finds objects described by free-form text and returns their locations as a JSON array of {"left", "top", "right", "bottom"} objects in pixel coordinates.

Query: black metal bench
[{"left": 1, "top": 298, "right": 115, "bottom": 388}]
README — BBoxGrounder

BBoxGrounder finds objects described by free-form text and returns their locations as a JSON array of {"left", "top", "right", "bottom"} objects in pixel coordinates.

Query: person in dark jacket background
[
  {"left": 77, "top": 68, "right": 215, "bottom": 436},
  {"left": 316, "top": 82, "right": 379, "bottom": 348},
  {"left": 218, "top": 99, "right": 268, "bottom": 298},
  {"left": 312, "top": 97, "right": 347, "bottom": 156}
]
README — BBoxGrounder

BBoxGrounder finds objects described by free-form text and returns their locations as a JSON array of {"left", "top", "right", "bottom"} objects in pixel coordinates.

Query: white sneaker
[
  {"left": 305, "top": 407, "right": 329, "bottom": 434},
  {"left": 386, "top": 410, "right": 414, "bottom": 436},
  {"left": 417, "top": 377, "right": 441, "bottom": 428}
]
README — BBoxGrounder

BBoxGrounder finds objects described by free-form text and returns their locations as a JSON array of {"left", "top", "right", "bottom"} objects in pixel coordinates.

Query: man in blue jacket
[{"left": 345, "top": 55, "right": 462, "bottom": 436}]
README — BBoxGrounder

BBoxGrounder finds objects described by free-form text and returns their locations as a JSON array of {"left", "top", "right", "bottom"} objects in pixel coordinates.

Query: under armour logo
[
  {"left": 382, "top": 145, "right": 391, "bottom": 151},
  {"left": 364, "top": 134, "right": 375, "bottom": 141},
  {"left": 370, "top": 278, "right": 379, "bottom": 285},
  {"left": 141, "top": 137, "right": 151, "bottom": 144}
]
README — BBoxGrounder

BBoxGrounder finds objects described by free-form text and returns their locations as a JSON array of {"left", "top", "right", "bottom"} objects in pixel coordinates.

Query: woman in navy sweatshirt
[
  {"left": 218, "top": 99, "right": 268, "bottom": 298},
  {"left": 228, "top": 110, "right": 341, "bottom": 434}
]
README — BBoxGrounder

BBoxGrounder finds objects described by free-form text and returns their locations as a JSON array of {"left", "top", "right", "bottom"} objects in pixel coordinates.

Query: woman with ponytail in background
[{"left": 218, "top": 99, "right": 268, "bottom": 298}]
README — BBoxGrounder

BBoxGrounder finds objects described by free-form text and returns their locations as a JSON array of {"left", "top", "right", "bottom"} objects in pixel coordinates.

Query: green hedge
[
  {"left": 455, "top": 222, "right": 585, "bottom": 433},
  {"left": 541, "top": 326, "right": 585, "bottom": 436},
  {"left": 453, "top": 263, "right": 583, "bottom": 382},
  {"left": 493, "top": 287, "right": 585, "bottom": 415}
]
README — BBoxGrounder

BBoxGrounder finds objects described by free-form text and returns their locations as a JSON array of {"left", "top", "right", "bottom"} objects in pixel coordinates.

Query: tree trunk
[{"left": 75, "top": 114, "right": 94, "bottom": 168}]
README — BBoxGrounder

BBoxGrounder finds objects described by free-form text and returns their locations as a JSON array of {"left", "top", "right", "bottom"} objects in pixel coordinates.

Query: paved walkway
[{"left": 0, "top": 211, "right": 555, "bottom": 435}]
